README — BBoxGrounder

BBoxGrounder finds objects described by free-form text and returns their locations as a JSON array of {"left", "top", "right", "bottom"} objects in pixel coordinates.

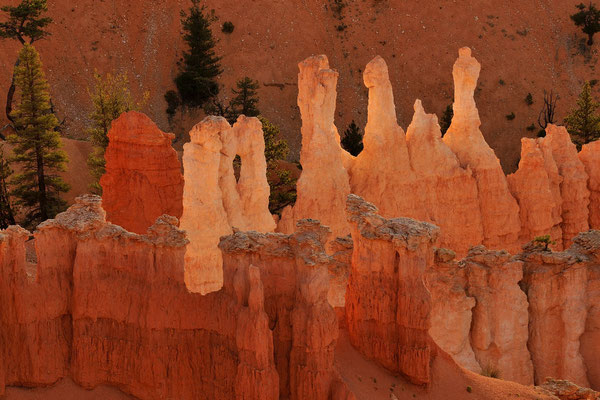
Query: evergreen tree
[
  {"left": 174, "top": 0, "right": 222, "bottom": 109},
  {"left": 565, "top": 81, "right": 600, "bottom": 148},
  {"left": 0, "top": 0, "right": 52, "bottom": 124},
  {"left": 0, "top": 144, "right": 15, "bottom": 228},
  {"left": 440, "top": 104, "right": 453, "bottom": 136},
  {"left": 229, "top": 77, "right": 260, "bottom": 120},
  {"left": 7, "top": 44, "right": 69, "bottom": 227},
  {"left": 87, "top": 71, "right": 144, "bottom": 194},
  {"left": 571, "top": 2, "right": 600, "bottom": 46},
  {"left": 341, "top": 120, "right": 363, "bottom": 156}
]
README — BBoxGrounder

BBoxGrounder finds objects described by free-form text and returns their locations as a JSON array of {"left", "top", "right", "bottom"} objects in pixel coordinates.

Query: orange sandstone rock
[
  {"left": 443, "top": 48, "right": 521, "bottom": 252},
  {"left": 406, "top": 100, "right": 483, "bottom": 255},
  {"left": 100, "top": 111, "right": 183, "bottom": 234},
  {"left": 345, "top": 194, "right": 439, "bottom": 385},
  {"left": 507, "top": 138, "right": 562, "bottom": 246},
  {"left": 542, "top": 125, "right": 590, "bottom": 248},
  {"left": 181, "top": 116, "right": 275, "bottom": 294},
  {"left": 579, "top": 140, "right": 600, "bottom": 229}
]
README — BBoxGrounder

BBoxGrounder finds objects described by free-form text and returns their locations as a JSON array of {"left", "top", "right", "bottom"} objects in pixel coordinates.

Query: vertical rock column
[
  {"left": 579, "top": 140, "right": 600, "bottom": 229},
  {"left": 406, "top": 100, "right": 483, "bottom": 255},
  {"left": 345, "top": 194, "right": 439, "bottom": 385},
  {"left": 443, "top": 47, "right": 521, "bottom": 252},
  {"left": 181, "top": 116, "right": 233, "bottom": 294},
  {"left": 507, "top": 138, "right": 562, "bottom": 246},
  {"left": 100, "top": 111, "right": 184, "bottom": 234},
  {"left": 350, "top": 57, "right": 427, "bottom": 223},
  {"left": 282, "top": 55, "right": 351, "bottom": 240}
]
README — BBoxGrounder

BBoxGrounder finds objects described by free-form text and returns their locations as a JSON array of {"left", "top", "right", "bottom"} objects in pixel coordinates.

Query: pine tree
[
  {"left": 86, "top": 71, "right": 143, "bottom": 194},
  {"left": 439, "top": 104, "right": 453, "bottom": 136},
  {"left": 7, "top": 44, "right": 69, "bottom": 227},
  {"left": 0, "top": 144, "right": 15, "bottom": 228},
  {"left": 174, "top": 0, "right": 222, "bottom": 109},
  {"left": 571, "top": 2, "right": 600, "bottom": 46},
  {"left": 0, "top": 0, "right": 52, "bottom": 124},
  {"left": 565, "top": 81, "right": 600, "bottom": 148},
  {"left": 229, "top": 77, "right": 260, "bottom": 121},
  {"left": 341, "top": 120, "right": 364, "bottom": 156}
]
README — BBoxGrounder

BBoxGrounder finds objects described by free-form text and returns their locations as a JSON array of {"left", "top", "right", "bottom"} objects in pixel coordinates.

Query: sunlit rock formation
[
  {"left": 579, "top": 140, "right": 600, "bottom": 229},
  {"left": 345, "top": 194, "right": 439, "bottom": 385},
  {"left": 100, "top": 111, "right": 183, "bottom": 234},
  {"left": 279, "top": 55, "right": 351, "bottom": 241},
  {"left": 542, "top": 125, "right": 590, "bottom": 248},
  {"left": 442, "top": 47, "right": 521, "bottom": 252},
  {"left": 181, "top": 116, "right": 275, "bottom": 295}
]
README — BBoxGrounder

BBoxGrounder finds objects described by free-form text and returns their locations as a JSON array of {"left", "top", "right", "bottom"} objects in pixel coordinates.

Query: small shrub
[
  {"left": 591, "top": 79, "right": 599, "bottom": 87},
  {"left": 164, "top": 90, "right": 180, "bottom": 119},
  {"left": 506, "top": 112, "right": 516, "bottom": 120},
  {"left": 336, "top": 23, "right": 347, "bottom": 31},
  {"left": 525, "top": 92, "right": 533, "bottom": 105},
  {"left": 222, "top": 21, "right": 234, "bottom": 33},
  {"left": 499, "top": 79, "right": 505, "bottom": 86},
  {"left": 481, "top": 365, "right": 501, "bottom": 379},
  {"left": 466, "top": 386, "right": 473, "bottom": 393},
  {"left": 526, "top": 123, "right": 536, "bottom": 132},
  {"left": 533, "top": 234, "right": 556, "bottom": 251}
]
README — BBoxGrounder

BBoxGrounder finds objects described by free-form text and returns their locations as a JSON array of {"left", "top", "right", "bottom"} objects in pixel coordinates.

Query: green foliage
[
  {"left": 0, "top": 144, "right": 15, "bottom": 228},
  {"left": 86, "top": 71, "right": 143, "bottom": 194},
  {"left": 341, "top": 120, "right": 363, "bottom": 156},
  {"left": 564, "top": 81, "right": 600, "bottom": 148},
  {"left": 571, "top": 2, "right": 600, "bottom": 45},
  {"left": 259, "top": 116, "right": 296, "bottom": 214},
  {"left": 222, "top": 21, "right": 234, "bottom": 33},
  {"left": 533, "top": 234, "right": 556, "bottom": 251},
  {"left": 0, "top": 0, "right": 52, "bottom": 44},
  {"left": 480, "top": 365, "right": 501, "bottom": 379},
  {"left": 440, "top": 104, "right": 453, "bottom": 136},
  {"left": 506, "top": 112, "right": 516, "bottom": 121},
  {"left": 7, "top": 44, "right": 69, "bottom": 227},
  {"left": 229, "top": 77, "right": 260, "bottom": 121},
  {"left": 526, "top": 123, "right": 536, "bottom": 132},
  {"left": 525, "top": 93, "right": 533, "bottom": 105},
  {"left": 174, "top": 0, "right": 222, "bottom": 109},
  {"left": 498, "top": 79, "right": 505, "bottom": 86},
  {"left": 466, "top": 386, "right": 472, "bottom": 393}
]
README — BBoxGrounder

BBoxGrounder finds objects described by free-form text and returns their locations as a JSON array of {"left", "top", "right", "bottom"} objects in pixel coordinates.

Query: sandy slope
[{"left": 0, "top": 0, "right": 596, "bottom": 172}]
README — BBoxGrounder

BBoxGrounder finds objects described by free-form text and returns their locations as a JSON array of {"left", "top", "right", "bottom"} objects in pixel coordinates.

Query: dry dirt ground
[{"left": 0, "top": 0, "right": 597, "bottom": 174}]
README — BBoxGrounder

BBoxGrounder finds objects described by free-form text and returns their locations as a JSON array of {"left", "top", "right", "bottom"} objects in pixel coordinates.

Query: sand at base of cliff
[{"left": 3, "top": 378, "right": 134, "bottom": 400}]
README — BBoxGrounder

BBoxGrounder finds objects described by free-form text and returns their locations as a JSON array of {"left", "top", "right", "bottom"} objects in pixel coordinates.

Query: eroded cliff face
[
  {"left": 345, "top": 194, "right": 439, "bottom": 385},
  {"left": 180, "top": 115, "right": 275, "bottom": 295},
  {"left": 579, "top": 140, "right": 600, "bottom": 229},
  {"left": 100, "top": 111, "right": 184, "bottom": 234}
]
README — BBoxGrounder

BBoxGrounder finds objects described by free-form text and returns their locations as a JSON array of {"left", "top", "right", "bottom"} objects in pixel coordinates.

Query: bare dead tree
[{"left": 538, "top": 90, "right": 559, "bottom": 131}]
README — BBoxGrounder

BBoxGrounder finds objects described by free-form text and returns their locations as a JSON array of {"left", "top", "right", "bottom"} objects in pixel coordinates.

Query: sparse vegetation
[
  {"left": 0, "top": 144, "right": 15, "bottom": 228},
  {"left": 506, "top": 112, "right": 516, "bottom": 121},
  {"left": 8, "top": 44, "right": 69, "bottom": 228},
  {"left": 525, "top": 93, "right": 534, "bottom": 106},
  {"left": 533, "top": 235, "right": 556, "bottom": 251},
  {"left": 164, "top": 90, "right": 180, "bottom": 123},
  {"left": 564, "top": 81, "right": 600, "bottom": 148},
  {"left": 571, "top": 2, "right": 600, "bottom": 46},
  {"left": 480, "top": 365, "right": 501, "bottom": 379},
  {"left": 499, "top": 79, "right": 505, "bottom": 86},
  {"left": 440, "top": 104, "right": 453, "bottom": 136},
  {"left": 526, "top": 123, "right": 536, "bottom": 132},
  {"left": 172, "top": 0, "right": 222, "bottom": 111},
  {"left": 222, "top": 21, "right": 234, "bottom": 33},
  {"left": 0, "top": 0, "right": 53, "bottom": 124},
  {"left": 466, "top": 386, "right": 473, "bottom": 393},
  {"left": 341, "top": 120, "right": 364, "bottom": 156},
  {"left": 538, "top": 90, "right": 559, "bottom": 132}
]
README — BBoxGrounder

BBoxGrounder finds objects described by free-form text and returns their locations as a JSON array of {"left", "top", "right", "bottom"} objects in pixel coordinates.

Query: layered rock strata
[
  {"left": 345, "top": 194, "right": 439, "bottom": 385},
  {"left": 579, "top": 140, "right": 600, "bottom": 229},
  {"left": 181, "top": 115, "right": 275, "bottom": 295},
  {"left": 100, "top": 111, "right": 183, "bottom": 234}
]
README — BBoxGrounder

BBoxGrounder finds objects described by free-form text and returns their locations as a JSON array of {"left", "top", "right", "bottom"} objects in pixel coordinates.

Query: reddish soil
[
  {"left": 0, "top": 0, "right": 596, "bottom": 173},
  {"left": 3, "top": 379, "right": 133, "bottom": 400}
]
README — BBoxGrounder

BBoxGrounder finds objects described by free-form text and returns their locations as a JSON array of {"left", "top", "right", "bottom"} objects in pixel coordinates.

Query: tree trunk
[
  {"left": 35, "top": 141, "right": 47, "bottom": 221},
  {"left": 5, "top": 59, "right": 20, "bottom": 124}
]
